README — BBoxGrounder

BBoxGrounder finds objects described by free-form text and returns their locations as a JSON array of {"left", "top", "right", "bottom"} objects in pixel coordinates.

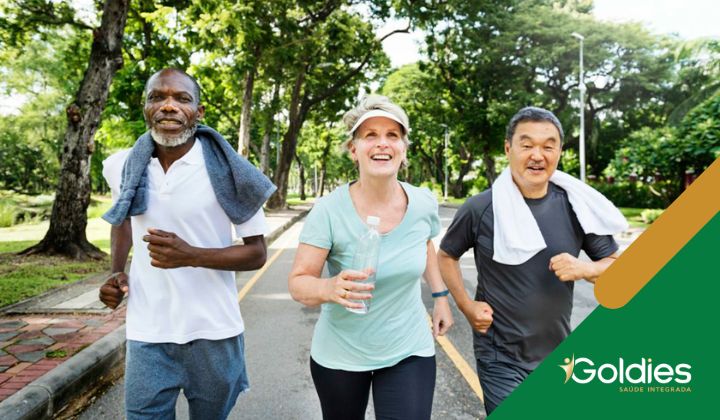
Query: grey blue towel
[{"left": 102, "top": 125, "right": 276, "bottom": 226}]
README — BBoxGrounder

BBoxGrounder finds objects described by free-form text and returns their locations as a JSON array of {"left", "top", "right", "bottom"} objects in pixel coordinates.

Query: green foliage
[
  {"left": 0, "top": 190, "right": 53, "bottom": 226},
  {"left": 605, "top": 91, "right": 720, "bottom": 204},
  {"left": 591, "top": 181, "right": 669, "bottom": 209},
  {"left": 1, "top": 0, "right": 718, "bottom": 205},
  {"left": 641, "top": 208, "right": 664, "bottom": 224},
  {"left": 559, "top": 148, "right": 580, "bottom": 177},
  {"left": 676, "top": 91, "right": 720, "bottom": 167},
  {"left": 0, "top": 24, "right": 90, "bottom": 194},
  {"left": 381, "top": 64, "right": 450, "bottom": 187},
  {"left": 0, "top": 127, "right": 59, "bottom": 194},
  {"left": 0, "top": 191, "right": 110, "bottom": 227},
  {"left": 296, "top": 122, "right": 354, "bottom": 193},
  {"left": 0, "top": 203, "right": 15, "bottom": 227}
]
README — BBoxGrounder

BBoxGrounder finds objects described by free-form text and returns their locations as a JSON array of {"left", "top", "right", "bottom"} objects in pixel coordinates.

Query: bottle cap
[{"left": 366, "top": 216, "right": 380, "bottom": 226}]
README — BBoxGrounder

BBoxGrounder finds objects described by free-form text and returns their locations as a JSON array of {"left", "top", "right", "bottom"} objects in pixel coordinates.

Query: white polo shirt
[{"left": 102, "top": 140, "right": 269, "bottom": 344}]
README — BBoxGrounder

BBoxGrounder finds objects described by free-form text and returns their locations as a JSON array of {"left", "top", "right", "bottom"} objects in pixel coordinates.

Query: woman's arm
[
  {"left": 288, "top": 243, "right": 374, "bottom": 309},
  {"left": 424, "top": 240, "right": 454, "bottom": 337}
]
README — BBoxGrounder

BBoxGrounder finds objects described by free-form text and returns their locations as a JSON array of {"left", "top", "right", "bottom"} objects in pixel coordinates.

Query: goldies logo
[{"left": 559, "top": 354, "right": 692, "bottom": 393}]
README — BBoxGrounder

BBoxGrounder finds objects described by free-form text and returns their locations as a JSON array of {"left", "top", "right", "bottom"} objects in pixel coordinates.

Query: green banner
[{"left": 493, "top": 212, "right": 719, "bottom": 419}]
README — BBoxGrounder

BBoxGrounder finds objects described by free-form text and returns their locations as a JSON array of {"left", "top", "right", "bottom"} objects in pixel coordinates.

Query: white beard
[{"left": 150, "top": 124, "right": 196, "bottom": 147}]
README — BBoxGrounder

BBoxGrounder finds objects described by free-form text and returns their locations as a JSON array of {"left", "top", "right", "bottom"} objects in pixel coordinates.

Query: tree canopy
[{"left": 1, "top": 0, "right": 717, "bottom": 255}]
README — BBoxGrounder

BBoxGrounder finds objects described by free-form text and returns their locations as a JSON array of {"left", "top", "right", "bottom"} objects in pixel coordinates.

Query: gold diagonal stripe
[{"left": 595, "top": 157, "right": 720, "bottom": 309}]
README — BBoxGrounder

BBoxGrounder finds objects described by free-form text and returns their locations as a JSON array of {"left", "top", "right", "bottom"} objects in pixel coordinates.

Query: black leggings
[{"left": 310, "top": 355, "right": 436, "bottom": 420}]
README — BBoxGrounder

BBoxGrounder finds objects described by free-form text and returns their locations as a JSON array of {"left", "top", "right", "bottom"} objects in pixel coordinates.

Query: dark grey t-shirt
[{"left": 440, "top": 183, "right": 618, "bottom": 370}]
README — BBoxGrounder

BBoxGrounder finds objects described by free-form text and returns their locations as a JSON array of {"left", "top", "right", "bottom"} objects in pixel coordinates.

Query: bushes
[
  {"left": 591, "top": 181, "right": 670, "bottom": 209},
  {"left": 641, "top": 209, "right": 664, "bottom": 224},
  {"left": 0, "top": 192, "right": 54, "bottom": 227},
  {"left": 0, "top": 202, "right": 15, "bottom": 227}
]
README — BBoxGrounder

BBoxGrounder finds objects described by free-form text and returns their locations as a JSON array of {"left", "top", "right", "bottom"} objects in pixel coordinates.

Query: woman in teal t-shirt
[{"left": 288, "top": 95, "right": 454, "bottom": 420}]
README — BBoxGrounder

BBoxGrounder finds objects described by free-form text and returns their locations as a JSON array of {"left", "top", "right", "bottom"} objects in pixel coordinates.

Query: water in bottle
[{"left": 347, "top": 216, "right": 381, "bottom": 314}]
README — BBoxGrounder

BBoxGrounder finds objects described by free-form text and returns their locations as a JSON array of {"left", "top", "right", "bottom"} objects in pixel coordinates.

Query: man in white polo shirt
[{"left": 99, "top": 68, "right": 275, "bottom": 419}]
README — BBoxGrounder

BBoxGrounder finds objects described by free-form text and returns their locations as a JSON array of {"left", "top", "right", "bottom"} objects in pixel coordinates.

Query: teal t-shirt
[{"left": 299, "top": 181, "right": 441, "bottom": 371}]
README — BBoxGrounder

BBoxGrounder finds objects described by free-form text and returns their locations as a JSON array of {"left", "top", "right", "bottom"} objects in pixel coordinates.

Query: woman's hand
[
  {"left": 431, "top": 296, "right": 454, "bottom": 337},
  {"left": 323, "top": 269, "right": 374, "bottom": 310}
]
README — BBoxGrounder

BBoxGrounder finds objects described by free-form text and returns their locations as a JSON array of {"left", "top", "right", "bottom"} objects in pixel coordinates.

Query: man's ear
[
  {"left": 504, "top": 140, "right": 511, "bottom": 155},
  {"left": 197, "top": 105, "right": 205, "bottom": 120}
]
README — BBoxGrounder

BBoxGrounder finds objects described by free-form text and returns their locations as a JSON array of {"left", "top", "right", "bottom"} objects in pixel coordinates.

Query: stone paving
[{"left": 0, "top": 308, "right": 126, "bottom": 402}]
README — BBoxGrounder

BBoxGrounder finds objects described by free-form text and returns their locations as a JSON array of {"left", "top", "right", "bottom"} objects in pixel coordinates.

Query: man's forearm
[
  {"left": 438, "top": 250, "right": 474, "bottom": 311},
  {"left": 110, "top": 219, "right": 132, "bottom": 273},
  {"left": 585, "top": 254, "right": 619, "bottom": 283},
  {"left": 189, "top": 236, "right": 267, "bottom": 271}
]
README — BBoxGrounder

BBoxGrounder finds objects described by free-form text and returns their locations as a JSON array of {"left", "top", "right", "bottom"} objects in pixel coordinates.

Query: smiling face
[
  {"left": 505, "top": 120, "right": 562, "bottom": 198},
  {"left": 144, "top": 70, "right": 205, "bottom": 148},
  {"left": 350, "top": 116, "right": 407, "bottom": 180}
]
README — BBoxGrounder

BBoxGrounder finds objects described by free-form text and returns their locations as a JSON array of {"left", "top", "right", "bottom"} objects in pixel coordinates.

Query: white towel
[{"left": 491, "top": 168, "right": 628, "bottom": 265}]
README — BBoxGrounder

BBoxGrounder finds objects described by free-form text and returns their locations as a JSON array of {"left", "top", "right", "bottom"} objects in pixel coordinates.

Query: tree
[
  {"left": 14, "top": 0, "right": 130, "bottom": 259},
  {"left": 265, "top": 3, "right": 398, "bottom": 209},
  {"left": 415, "top": 0, "right": 522, "bottom": 195},
  {"left": 0, "top": 27, "right": 91, "bottom": 193},
  {"left": 380, "top": 63, "right": 451, "bottom": 187}
]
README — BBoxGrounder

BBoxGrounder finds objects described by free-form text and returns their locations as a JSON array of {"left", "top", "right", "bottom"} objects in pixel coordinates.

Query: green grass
[
  {"left": 46, "top": 349, "right": 68, "bottom": 358},
  {"left": 0, "top": 202, "right": 113, "bottom": 308},
  {"left": 620, "top": 207, "right": 663, "bottom": 229},
  {"left": 286, "top": 193, "right": 315, "bottom": 207},
  {"left": 0, "top": 250, "right": 109, "bottom": 307},
  {"left": 87, "top": 195, "right": 112, "bottom": 219},
  {"left": 0, "top": 190, "right": 112, "bottom": 227}
]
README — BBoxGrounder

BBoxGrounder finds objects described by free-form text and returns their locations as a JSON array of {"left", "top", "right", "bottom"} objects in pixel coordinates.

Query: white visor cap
[{"left": 349, "top": 109, "right": 409, "bottom": 136}]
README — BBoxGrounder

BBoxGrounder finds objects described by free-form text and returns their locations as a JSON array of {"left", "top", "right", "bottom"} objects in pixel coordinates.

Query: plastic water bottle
[{"left": 347, "top": 216, "right": 381, "bottom": 314}]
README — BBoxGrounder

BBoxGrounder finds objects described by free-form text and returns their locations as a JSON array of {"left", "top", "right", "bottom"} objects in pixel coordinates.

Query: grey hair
[
  {"left": 506, "top": 106, "right": 564, "bottom": 143},
  {"left": 145, "top": 68, "right": 202, "bottom": 104},
  {"left": 341, "top": 95, "right": 411, "bottom": 152}
]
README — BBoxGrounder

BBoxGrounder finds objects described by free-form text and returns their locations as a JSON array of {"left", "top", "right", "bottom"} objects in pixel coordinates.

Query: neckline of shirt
[{"left": 342, "top": 181, "right": 412, "bottom": 237}]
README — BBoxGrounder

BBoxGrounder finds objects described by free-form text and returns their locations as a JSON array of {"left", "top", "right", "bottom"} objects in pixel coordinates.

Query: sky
[
  {"left": 381, "top": 0, "right": 720, "bottom": 68},
  {"left": 1, "top": 0, "right": 718, "bottom": 114}
]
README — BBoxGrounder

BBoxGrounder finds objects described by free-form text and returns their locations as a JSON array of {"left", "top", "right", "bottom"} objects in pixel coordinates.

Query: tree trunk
[
  {"left": 319, "top": 167, "right": 326, "bottom": 197},
  {"left": 451, "top": 145, "right": 474, "bottom": 198},
  {"left": 318, "top": 130, "right": 332, "bottom": 197},
  {"left": 260, "top": 83, "right": 280, "bottom": 175},
  {"left": 238, "top": 72, "right": 256, "bottom": 157},
  {"left": 238, "top": 45, "right": 262, "bottom": 156},
  {"left": 267, "top": 68, "right": 307, "bottom": 210},
  {"left": 482, "top": 151, "right": 497, "bottom": 184},
  {"left": 296, "top": 154, "right": 306, "bottom": 201},
  {"left": 20, "top": 0, "right": 129, "bottom": 260},
  {"left": 260, "top": 129, "right": 271, "bottom": 175}
]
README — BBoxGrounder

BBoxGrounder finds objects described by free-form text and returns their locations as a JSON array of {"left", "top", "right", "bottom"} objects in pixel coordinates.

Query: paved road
[{"left": 78, "top": 206, "right": 607, "bottom": 419}]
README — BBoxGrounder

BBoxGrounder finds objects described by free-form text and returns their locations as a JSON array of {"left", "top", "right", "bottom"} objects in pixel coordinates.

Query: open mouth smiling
[
  {"left": 371, "top": 153, "right": 392, "bottom": 161},
  {"left": 154, "top": 118, "right": 184, "bottom": 127},
  {"left": 527, "top": 164, "right": 546, "bottom": 173}
]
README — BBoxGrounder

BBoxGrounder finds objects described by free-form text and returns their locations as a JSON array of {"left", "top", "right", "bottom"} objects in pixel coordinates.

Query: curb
[
  {"left": 0, "top": 326, "right": 126, "bottom": 420},
  {"left": 265, "top": 207, "right": 310, "bottom": 245},
  {"left": 0, "top": 206, "right": 310, "bottom": 419}
]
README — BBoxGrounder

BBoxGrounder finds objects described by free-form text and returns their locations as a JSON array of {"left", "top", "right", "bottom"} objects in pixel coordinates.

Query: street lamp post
[{"left": 571, "top": 32, "right": 586, "bottom": 183}]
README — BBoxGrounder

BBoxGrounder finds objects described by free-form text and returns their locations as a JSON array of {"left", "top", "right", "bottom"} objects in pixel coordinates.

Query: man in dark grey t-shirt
[{"left": 438, "top": 107, "right": 619, "bottom": 415}]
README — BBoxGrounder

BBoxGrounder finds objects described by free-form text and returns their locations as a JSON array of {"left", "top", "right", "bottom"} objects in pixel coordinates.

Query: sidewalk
[{"left": 0, "top": 205, "right": 309, "bottom": 419}]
